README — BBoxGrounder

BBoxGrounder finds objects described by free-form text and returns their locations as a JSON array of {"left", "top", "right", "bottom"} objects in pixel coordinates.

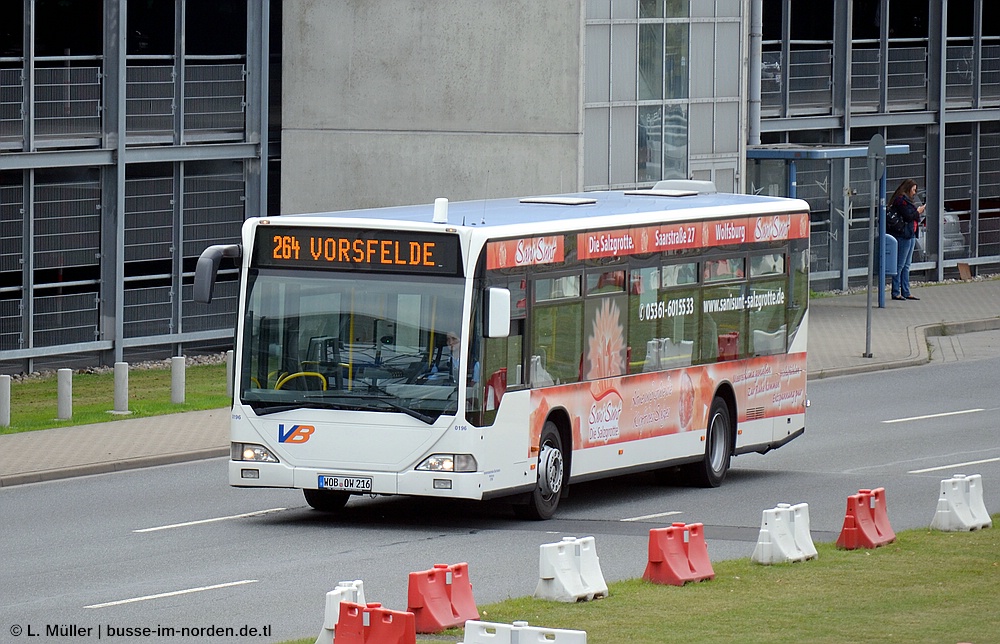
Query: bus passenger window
[
  {"left": 535, "top": 275, "right": 580, "bottom": 301},
  {"left": 660, "top": 262, "right": 697, "bottom": 287},
  {"left": 704, "top": 258, "right": 744, "bottom": 282},
  {"left": 587, "top": 270, "right": 625, "bottom": 294},
  {"left": 701, "top": 282, "right": 746, "bottom": 363},
  {"left": 751, "top": 253, "right": 785, "bottom": 277},
  {"left": 531, "top": 301, "right": 582, "bottom": 386}
]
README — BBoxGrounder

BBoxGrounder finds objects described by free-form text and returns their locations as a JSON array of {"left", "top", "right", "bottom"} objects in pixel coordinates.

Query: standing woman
[{"left": 889, "top": 178, "right": 925, "bottom": 301}]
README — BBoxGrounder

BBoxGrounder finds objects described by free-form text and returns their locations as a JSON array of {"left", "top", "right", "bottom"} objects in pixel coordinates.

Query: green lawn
[
  {"left": 282, "top": 522, "right": 999, "bottom": 644},
  {"left": 0, "top": 362, "right": 230, "bottom": 434}
]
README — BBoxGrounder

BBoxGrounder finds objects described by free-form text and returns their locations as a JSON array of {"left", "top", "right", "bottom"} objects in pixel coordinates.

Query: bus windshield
[{"left": 240, "top": 269, "right": 467, "bottom": 422}]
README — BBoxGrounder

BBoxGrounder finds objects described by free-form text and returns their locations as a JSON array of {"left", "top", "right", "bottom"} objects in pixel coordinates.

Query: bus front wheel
[
  {"left": 515, "top": 421, "right": 565, "bottom": 520},
  {"left": 686, "top": 397, "right": 732, "bottom": 487},
  {"left": 303, "top": 488, "right": 350, "bottom": 512}
]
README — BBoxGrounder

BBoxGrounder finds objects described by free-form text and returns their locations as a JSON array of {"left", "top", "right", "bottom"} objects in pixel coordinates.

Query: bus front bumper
[{"left": 228, "top": 460, "right": 486, "bottom": 500}]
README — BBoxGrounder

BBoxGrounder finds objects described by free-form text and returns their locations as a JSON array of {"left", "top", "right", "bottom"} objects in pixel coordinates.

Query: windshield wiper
[
  {"left": 365, "top": 397, "right": 436, "bottom": 425},
  {"left": 249, "top": 393, "right": 436, "bottom": 425},
  {"left": 249, "top": 400, "right": 348, "bottom": 416}
]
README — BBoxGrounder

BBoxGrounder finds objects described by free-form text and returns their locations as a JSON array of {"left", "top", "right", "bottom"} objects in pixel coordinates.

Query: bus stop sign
[{"left": 867, "top": 134, "right": 886, "bottom": 180}]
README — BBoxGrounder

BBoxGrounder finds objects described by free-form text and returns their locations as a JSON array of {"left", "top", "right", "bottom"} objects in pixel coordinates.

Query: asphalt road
[{"left": 3, "top": 354, "right": 999, "bottom": 643}]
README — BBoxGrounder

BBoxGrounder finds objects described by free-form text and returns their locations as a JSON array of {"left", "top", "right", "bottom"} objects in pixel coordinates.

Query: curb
[
  {"left": 807, "top": 316, "right": 1000, "bottom": 380},
  {"left": 0, "top": 447, "right": 229, "bottom": 488}
]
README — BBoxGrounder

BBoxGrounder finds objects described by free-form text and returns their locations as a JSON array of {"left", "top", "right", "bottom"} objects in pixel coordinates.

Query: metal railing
[
  {"left": 126, "top": 63, "right": 175, "bottom": 136},
  {"left": 760, "top": 48, "right": 833, "bottom": 116},
  {"left": 0, "top": 68, "right": 22, "bottom": 145},
  {"left": 851, "top": 46, "right": 880, "bottom": 109},
  {"left": 0, "top": 57, "right": 247, "bottom": 149},
  {"left": 32, "top": 291, "right": 100, "bottom": 348},
  {"left": 184, "top": 63, "right": 246, "bottom": 133},
  {"left": 887, "top": 46, "right": 928, "bottom": 109},
  {"left": 984, "top": 44, "right": 1000, "bottom": 103},
  {"left": 33, "top": 180, "right": 101, "bottom": 271},
  {"left": 34, "top": 64, "right": 102, "bottom": 140}
]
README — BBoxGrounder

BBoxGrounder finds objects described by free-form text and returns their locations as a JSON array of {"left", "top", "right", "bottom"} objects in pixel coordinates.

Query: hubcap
[
  {"left": 708, "top": 413, "right": 727, "bottom": 472},
  {"left": 538, "top": 444, "right": 564, "bottom": 497}
]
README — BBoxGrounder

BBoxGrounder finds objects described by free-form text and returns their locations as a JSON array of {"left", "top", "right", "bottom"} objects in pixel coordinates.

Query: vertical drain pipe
[{"left": 748, "top": 0, "right": 763, "bottom": 146}]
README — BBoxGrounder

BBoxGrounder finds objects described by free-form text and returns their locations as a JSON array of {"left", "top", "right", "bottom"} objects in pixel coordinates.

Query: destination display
[{"left": 253, "top": 226, "right": 462, "bottom": 275}]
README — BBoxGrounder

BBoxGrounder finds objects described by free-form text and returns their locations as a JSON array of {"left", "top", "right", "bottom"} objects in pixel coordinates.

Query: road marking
[
  {"left": 909, "top": 457, "right": 1000, "bottom": 474},
  {"left": 134, "top": 508, "right": 286, "bottom": 533},
  {"left": 621, "top": 511, "right": 683, "bottom": 522},
  {"left": 84, "top": 580, "right": 258, "bottom": 609},
  {"left": 882, "top": 408, "right": 984, "bottom": 424}
]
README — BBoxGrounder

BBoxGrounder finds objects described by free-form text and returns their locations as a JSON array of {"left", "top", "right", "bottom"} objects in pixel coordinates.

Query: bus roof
[{"left": 280, "top": 190, "right": 808, "bottom": 231}]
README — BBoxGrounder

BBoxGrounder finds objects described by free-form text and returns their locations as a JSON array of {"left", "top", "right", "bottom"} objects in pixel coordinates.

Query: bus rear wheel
[
  {"left": 685, "top": 397, "right": 732, "bottom": 487},
  {"left": 514, "top": 421, "right": 565, "bottom": 520},
  {"left": 303, "top": 488, "right": 350, "bottom": 512}
]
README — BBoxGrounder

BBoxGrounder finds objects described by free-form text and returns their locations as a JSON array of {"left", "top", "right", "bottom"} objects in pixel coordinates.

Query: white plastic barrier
[
  {"left": 751, "top": 502, "right": 818, "bottom": 565},
  {"left": 533, "top": 536, "right": 608, "bottom": 602},
  {"left": 463, "top": 620, "right": 586, "bottom": 644},
  {"left": 930, "top": 474, "right": 993, "bottom": 532},
  {"left": 314, "top": 579, "right": 366, "bottom": 644}
]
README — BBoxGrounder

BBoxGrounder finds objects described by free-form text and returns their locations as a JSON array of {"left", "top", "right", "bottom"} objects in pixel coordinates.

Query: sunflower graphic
[{"left": 586, "top": 299, "right": 626, "bottom": 379}]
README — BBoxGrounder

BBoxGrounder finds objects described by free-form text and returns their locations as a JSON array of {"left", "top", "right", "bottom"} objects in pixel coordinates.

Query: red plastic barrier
[
  {"left": 407, "top": 563, "right": 479, "bottom": 633},
  {"left": 367, "top": 605, "right": 416, "bottom": 644},
  {"left": 334, "top": 602, "right": 415, "bottom": 644},
  {"left": 836, "top": 488, "right": 896, "bottom": 550},
  {"left": 643, "top": 522, "right": 715, "bottom": 586},
  {"left": 334, "top": 602, "right": 366, "bottom": 644},
  {"left": 870, "top": 487, "right": 896, "bottom": 544}
]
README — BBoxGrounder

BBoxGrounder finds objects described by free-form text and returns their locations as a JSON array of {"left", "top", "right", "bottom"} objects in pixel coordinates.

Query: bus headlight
[
  {"left": 416, "top": 454, "right": 477, "bottom": 472},
  {"left": 232, "top": 443, "right": 279, "bottom": 463}
]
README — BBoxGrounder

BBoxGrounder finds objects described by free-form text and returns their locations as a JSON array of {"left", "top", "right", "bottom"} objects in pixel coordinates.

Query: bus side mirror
[
  {"left": 194, "top": 244, "right": 242, "bottom": 304},
  {"left": 485, "top": 287, "right": 510, "bottom": 338}
]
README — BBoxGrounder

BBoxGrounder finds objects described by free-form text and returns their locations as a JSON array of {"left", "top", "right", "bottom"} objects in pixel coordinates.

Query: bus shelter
[{"left": 748, "top": 143, "right": 910, "bottom": 295}]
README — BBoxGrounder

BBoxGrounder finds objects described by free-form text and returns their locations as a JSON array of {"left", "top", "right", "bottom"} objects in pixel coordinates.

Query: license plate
[{"left": 318, "top": 475, "right": 372, "bottom": 492}]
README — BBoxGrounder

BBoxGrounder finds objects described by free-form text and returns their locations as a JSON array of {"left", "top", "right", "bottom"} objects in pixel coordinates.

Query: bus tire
[
  {"left": 303, "top": 488, "right": 350, "bottom": 512},
  {"left": 686, "top": 396, "right": 732, "bottom": 487},
  {"left": 514, "top": 421, "right": 565, "bottom": 520}
]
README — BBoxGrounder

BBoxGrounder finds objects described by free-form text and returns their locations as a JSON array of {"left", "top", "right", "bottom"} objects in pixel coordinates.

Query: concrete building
[{"left": 1, "top": 0, "right": 998, "bottom": 370}]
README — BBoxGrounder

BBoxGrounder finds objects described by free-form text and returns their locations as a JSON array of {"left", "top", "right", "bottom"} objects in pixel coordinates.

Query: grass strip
[
  {"left": 282, "top": 523, "right": 999, "bottom": 644},
  {"left": 1, "top": 363, "right": 230, "bottom": 434}
]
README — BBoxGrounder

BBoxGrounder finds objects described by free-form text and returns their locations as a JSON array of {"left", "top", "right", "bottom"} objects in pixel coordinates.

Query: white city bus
[{"left": 195, "top": 187, "right": 810, "bottom": 519}]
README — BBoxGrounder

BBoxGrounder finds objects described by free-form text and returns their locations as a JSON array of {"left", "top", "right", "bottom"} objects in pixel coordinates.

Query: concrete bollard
[
  {"left": 113, "top": 362, "right": 130, "bottom": 413},
  {"left": 0, "top": 374, "right": 10, "bottom": 427},
  {"left": 171, "top": 356, "right": 185, "bottom": 404},
  {"left": 226, "top": 350, "right": 234, "bottom": 398},
  {"left": 57, "top": 368, "right": 72, "bottom": 420}
]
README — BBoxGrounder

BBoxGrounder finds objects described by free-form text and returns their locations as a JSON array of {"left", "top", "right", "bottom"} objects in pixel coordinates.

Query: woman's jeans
[{"left": 892, "top": 235, "right": 916, "bottom": 297}]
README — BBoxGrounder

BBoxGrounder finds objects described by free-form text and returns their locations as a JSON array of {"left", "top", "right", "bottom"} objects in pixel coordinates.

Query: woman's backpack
[{"left": 885, "top": 204, "right": 906, "bottom": 237}]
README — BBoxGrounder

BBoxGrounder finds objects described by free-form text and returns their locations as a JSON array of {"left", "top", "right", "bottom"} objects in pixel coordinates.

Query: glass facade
[{"left": 584, "top": 1, "right": 692, "bottom": 189}]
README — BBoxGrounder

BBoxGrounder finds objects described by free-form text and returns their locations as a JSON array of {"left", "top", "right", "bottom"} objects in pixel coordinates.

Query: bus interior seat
[{"left": 753, "top": 326, "right": 786, "bottom": 355}]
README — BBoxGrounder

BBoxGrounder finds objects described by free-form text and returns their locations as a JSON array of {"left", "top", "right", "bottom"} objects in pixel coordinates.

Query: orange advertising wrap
[
  {"left": 486, "top": 236, "right": 564, "bottom": 269},
  {"left": 528, "top": 353, "right": 807, "bottom": 455},
  {"left": 578, "top": 212, "right": 809, "bottom": 260}
]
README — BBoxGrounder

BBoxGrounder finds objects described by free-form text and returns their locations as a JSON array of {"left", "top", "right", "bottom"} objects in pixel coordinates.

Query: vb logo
[{"left": 278, "top": 424, "right": 315, "bottom": 443}]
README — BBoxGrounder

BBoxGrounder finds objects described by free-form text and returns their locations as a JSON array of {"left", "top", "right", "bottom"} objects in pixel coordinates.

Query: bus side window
[
  {"left": 630, "top": 266, "right": 660, "bottom": 372},
  {"left": 700, "top": 257, "right": 746, "bottom": 363},
  {"left": 531, "top": 274, "right": 582, "bottom": 386},
  {"left": 477, "top": 276, "right": 526, "bottom": 426},
  {"left": 749, "top": 252, "right": 788, "bottom": 356},
  {"left": 787, "top": 240, "right": 809, "bottom": 348}
]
